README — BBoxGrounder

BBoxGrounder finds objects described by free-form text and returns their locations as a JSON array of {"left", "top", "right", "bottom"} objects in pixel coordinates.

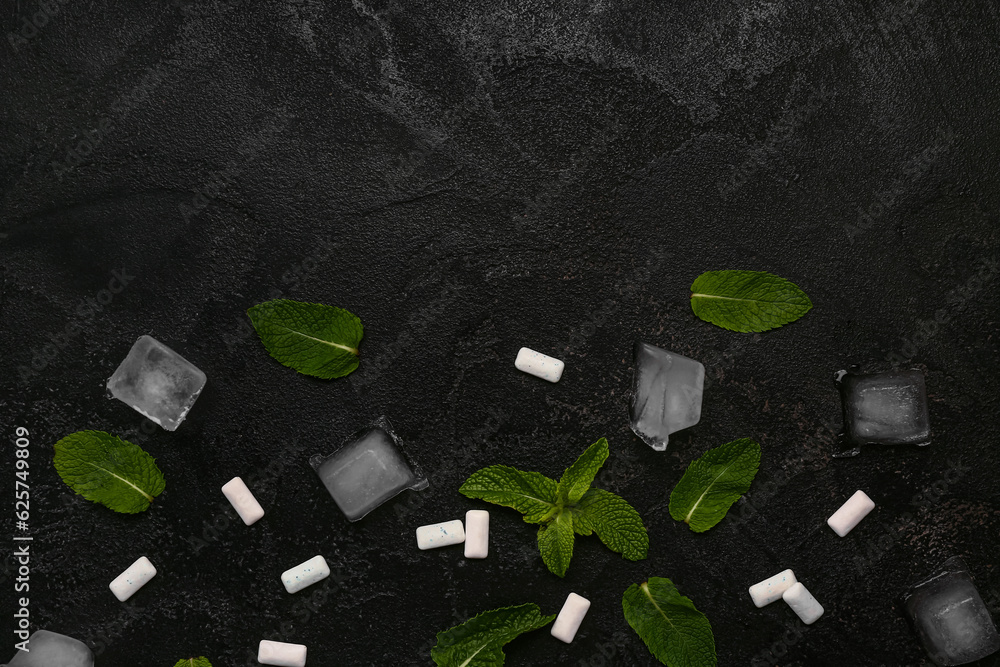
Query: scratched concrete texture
[{"left": 1, "top": 0, "right": 999, "bottom": 665}]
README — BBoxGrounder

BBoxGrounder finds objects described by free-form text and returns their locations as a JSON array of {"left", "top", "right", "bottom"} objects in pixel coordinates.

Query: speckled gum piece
[
  {"left": 514, "top": 347, "right": 565, "bottom": 383},
  {"left": 416, "top": 519, "right": 466, "bottom": 550},
  {"left": 281, "top": 555, "right": 330, "bottom": 594}
]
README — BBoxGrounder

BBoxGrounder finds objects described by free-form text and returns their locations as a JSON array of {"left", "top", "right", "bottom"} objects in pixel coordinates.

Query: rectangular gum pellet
[
  {"left": 748, "top": 569, "right": 797, "bottom": 608},
  {"left": 222, "top": 476, "right": 265, "bottom": 525},
  {"left": 281, "top": 555, "right": 330, "bottom": 594},
  {"left": 109, "top": 556, "right": 157, "bottom": 602},
  {"left": 515, "top": 347, "right": 565, "bottom": 383},
  {"left": 782, "top": 582, "right": 825, "bottom": 624},
  {"left": 464, "top": 510, "right": 489, "bottom": 559},
  {"left": 258, "top": 640, "right": 307, "bottom": 667},
  {"left": 416, "top": 519, "right": 466, "bottom": 550},
  {"left": 551, "top": 592, "right": 591, "bottom": 643},
  {"left": 827, "top": 489, "right": 876, "bottom": 537}
]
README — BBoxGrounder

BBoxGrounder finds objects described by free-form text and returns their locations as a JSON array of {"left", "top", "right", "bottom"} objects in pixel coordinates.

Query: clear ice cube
[
  {"left": 903, "top": 556, "right": 1000, "bottom": 666},
  {"left": 4, "top": 630, "right": 94, "bottom": 667},
  {"left": 837, "top": 369, "right": 930, "bottom": 447},
  {"left": 629, "top": 342, "right": 705, "bottom": 451},
  {"left": 310, "top": 416, "right": 428, "bottom": 521},
  {"left": 107, "top": 335, "right": 207, "bottom": 431}
]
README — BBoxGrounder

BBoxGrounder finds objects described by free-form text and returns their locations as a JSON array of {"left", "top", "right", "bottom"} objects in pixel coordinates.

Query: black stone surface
[{"left": 1, "top": 1, "right": 999, "bottom": 665}]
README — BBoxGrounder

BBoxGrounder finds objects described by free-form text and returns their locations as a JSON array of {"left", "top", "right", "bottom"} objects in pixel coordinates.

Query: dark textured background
[{"left": 1, "top": 0, "right": 999, "bottom": 665}]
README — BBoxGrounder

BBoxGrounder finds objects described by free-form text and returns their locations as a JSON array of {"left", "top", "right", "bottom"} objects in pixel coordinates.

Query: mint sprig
[
  {"left": 53, "top": 431, "right": 166, "bottom": 514},
  {"left": 431, "top": 603, "right": 555, "bottom": 667},
  {"left": 460, "top": 438, "right": 648, "bottom": 577},
  {"left": 690, "top": 270, "right": 812, "bottom": 332},
  {"left": 247, "top": 299, "right": 363, "bottom": 378},
  {"left": 173, "top": 659, "right": 212, "bottom": 667},
  {"left": 623, "top": 577, "right": 716, "bottom": 667},
  {"left": 668, "top": 438, "right": 761, "bottom": 532}
]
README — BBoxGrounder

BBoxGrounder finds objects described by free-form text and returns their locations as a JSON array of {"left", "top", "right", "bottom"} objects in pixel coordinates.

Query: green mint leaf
[
  {"left": 571, "top": 509, "right": 593, "bottom": 536},
  {"left": 431, "top": 603, "right": 556, "bottom": 667},
  {"left": 537, "top": 511, "right": 575, "bottom": 577},
  {"left": 53, "top": 431, "right": 166, "bottom": 514},
  {"left": 556, "top": 437, "right": 609, "bottom": 505},
  {"left": 461, "top": 439, "right": 649, "bottom": 577},
  {"left": 623, "top": 577, "right": 716, "bottom": 667},
  {"left": 575, "top": 488, "right": 648, "bottom": 560},
  {"left": 247, "top": 299, "right": 363, "bottom": 379},
  {"left": 690, "top": 270, "right": 812, "bottom": 332},
  {"left": 668, "top": 438, "right": 761, "bottom": 532},
  {"left": 172, "top": 659, "right": 212, "bottom": 667},
  {"left": 459, "top": 465, "right": 558, "bottom": 523}
]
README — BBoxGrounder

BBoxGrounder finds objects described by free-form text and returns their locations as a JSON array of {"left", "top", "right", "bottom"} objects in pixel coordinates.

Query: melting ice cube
[
  {"left": 629, "top": 342, "right": 705, "bottom": 451},
  {"left": 903, "top": 556, "right": 1000, "bottom": 666},
  {"left": 836, "top": 369, "right": 930, "bottom": 453},
  {"left": 310, "top": 417, "right": 428, "bottom": 521},
  {"left": 107, "top": 335, "right": 207, "bottom": 431},
  {"left": 4, "top": 630, "right": 94, "bottom": 667}
]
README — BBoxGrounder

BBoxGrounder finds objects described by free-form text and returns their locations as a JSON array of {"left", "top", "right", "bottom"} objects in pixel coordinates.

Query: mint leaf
[
  {"left": 53, "top": 431, "right": 166, "bottom": 514},
  {"left": 556, "top": 437, "right": 609, "bottom": 504},
  {"left": 460, "top": 466, "right": 558, "bottom": 523},
  {"left": 623, "top": 577, "right": 716, "bottom": 667},
  {"left": 431, "top": 603, "right": 555, "bottom": 667},
  {"left": 173, "top": 659, "right": 212, "bottom": 667},
  {"left": 668, "top": 438, "right": 761, "bottom": 532},
  {"left": 460, "top": 439, "right": 647, "bottom": 577},
  {"left": 690, "top": 270, "right": 812, "bottom": 332},
  {"left": 247, "top": 299, "right": 363, "bottom": 379},
  {"left": 537, "top": 511, "right": 575, "bottom": 578},
  {"left": 575, "top": 488, "right": 648, "bottom": 560}
]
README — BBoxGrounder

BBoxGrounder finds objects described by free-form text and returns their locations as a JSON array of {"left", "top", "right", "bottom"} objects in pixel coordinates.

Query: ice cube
[
  {"left": 837, "top": 369, "right": 930, "bottom": 450},
  {"left": 4, "top": 630, "right": 94, "bottom": 667},
  {"left": 107, "top": 335, "right": 207, "bottom": 431},
  {"left": 310, "top": 417, "right": 428, "bottom": 521},
  {"left": 629, "top": 342, "right": 705, "bottom": 451},
  {"left": 903, "top": 556, "right": 1000, "bottom": 666}
]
